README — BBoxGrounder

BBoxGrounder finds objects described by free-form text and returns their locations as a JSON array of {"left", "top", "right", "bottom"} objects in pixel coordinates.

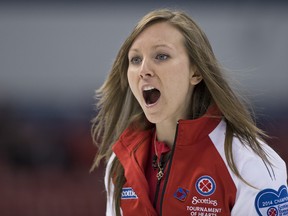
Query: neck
[{"left": 155, "top": 121, "right": 178, "bottom": 148}]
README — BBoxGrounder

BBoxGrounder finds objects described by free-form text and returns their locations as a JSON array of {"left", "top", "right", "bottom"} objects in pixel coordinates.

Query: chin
[
  {"left": 143, "top": 113, "right": 162, "bottom": 125},
  {"left": 140, "top": 104, "right": 163, "bottom": 124}
]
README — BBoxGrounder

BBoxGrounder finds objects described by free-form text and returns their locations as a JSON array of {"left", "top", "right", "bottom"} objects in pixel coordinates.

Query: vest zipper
[
  {"left": 159, "top": 122, "right": 179, "bottom": 216},
  {"left": 153, "top": 155, "right": 168, "bottom": 209},
  {"left": 153, "top": 177, "right": 161, "bottom": 208}
]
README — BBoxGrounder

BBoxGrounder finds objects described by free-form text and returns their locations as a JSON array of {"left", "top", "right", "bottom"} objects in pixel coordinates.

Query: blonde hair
[{"left": 91, "top": 9, "right": 270, "bottom": 215}]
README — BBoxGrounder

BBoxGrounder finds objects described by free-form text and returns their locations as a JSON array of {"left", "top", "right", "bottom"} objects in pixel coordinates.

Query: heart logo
[
  {"left": 174, "top": 187, "right": 190, "bottom": 202},
  {"left": 195, "top": 175, "right": 216, "bottom": 196},
  {"left": 254, "top": 185, "right": 288, "bottom": 216}
]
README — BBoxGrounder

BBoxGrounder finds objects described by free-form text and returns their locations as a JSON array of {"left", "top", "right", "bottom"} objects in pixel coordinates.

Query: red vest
[
  {"left": 107, "top": 106, "right": 287, "bottom": 215},
  {"left": 112, "top": 106, "right": 236, "bottom": 215}
]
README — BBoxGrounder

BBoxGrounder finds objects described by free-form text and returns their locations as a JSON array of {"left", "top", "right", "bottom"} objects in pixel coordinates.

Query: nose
[{"left": 139, "top": 59, "right": 154, "bottom": 78}]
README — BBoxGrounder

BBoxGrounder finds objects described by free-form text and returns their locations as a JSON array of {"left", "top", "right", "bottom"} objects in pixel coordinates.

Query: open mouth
[{"left": 143, "top": 87, "right": 161, "bottom": 106}]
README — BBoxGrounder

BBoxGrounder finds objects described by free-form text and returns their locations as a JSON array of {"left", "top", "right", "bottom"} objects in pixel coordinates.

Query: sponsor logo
[
  {"left": 191, "top": 196, "right": 218, "bottom": 206},
  {"left": 255, "top": 185, "right": 288, "bottom": 216},
  {"left": 121, "top": 187, "right": 138, "bottom": 199},
  {"left": 174, "top": 187, "right": 189, "bottom": 202},
  {"left": 195, "top": 175, "right": 216, "bottom": 196},
  {"left": 187, "top": 197, "right": 221, "bottom": 215}
]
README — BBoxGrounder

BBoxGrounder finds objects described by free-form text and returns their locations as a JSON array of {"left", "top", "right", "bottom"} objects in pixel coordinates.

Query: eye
[
  {"left": 155, "top": 54, "right": 169, "bottom": 61},
  {"left": 130, "top": 56, "right": 142, "bottom": 65}
]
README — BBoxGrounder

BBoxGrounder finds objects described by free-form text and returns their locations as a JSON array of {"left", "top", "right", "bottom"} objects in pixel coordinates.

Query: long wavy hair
[{"left": 91, "top": 9, "right": 270, "bottom": 216}]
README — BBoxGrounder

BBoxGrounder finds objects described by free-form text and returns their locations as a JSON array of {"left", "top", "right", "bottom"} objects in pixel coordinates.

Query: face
[{"left": 127, "top": 22, "right": 201, "bottom": 125}]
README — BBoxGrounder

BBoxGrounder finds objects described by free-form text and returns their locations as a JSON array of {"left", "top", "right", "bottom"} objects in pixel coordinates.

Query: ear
[{"left": 190, "top": 66, "right": 202, "bottom": 85}]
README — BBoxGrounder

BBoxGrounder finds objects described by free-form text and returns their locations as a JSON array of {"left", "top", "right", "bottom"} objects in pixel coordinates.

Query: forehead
[{"left": 130, "top": 22, "right": 184, "bottom": 50}]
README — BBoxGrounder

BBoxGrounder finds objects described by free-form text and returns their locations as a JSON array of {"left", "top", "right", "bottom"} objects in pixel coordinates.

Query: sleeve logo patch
[
  {"left": 255, "top": 185, "right": 288, "bottom": 215},
  {"left": 121, "top": 187, "right": 138, "bottom": 199}
]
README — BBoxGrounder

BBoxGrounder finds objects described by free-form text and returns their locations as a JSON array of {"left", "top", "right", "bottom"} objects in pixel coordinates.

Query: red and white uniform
[{"left": 105, "top": 107, "right": 288, "bottom": 215}]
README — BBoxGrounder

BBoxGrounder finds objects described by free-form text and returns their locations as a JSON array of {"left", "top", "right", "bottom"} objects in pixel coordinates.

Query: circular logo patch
[
  {"left": 267, "top": 207, "right": 278, "bottom": 216},
  {"left": 195, "top": 175, "right": 216, "bottom": 196}
]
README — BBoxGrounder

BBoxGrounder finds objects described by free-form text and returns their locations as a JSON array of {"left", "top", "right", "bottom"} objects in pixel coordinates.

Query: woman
[{"left": 91, "top": 9, "right": 288, "bottom": 216}]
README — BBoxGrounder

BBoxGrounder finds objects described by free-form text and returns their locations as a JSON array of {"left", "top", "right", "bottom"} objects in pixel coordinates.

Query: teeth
[{"left": 143, "top": 86, "right": 155, "bottom": 91}]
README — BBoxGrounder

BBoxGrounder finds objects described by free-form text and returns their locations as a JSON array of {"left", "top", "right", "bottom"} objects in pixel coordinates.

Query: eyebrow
[
  {"left": 153, "top": 44, "right": 174, "bottom": 50},
  {"left": 129, "top": 44, "right": 174, "bottom": 53}
]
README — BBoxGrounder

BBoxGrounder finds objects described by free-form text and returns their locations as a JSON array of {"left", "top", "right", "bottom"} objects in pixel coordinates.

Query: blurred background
[{"left": 0, "top": 0, "right": 287, "bottom": 215}]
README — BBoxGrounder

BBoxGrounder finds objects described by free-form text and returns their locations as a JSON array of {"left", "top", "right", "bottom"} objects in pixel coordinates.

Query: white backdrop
[{"left": 0, "top": 2, "right": 287, "bottom": 109}]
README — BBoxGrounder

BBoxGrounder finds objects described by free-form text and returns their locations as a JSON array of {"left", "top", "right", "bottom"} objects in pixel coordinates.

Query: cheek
[
  {"left": 166, "top": 75, "right": 192, "bottom": 101},
  {"left": 127, "top": 70, "right": 138, "bottom": 97},
  {"left": 174, "top": 83, "right": 192, "bottom": 101},
  {"left": 127, "top": 70, "right": 134, "bottom": 87}
]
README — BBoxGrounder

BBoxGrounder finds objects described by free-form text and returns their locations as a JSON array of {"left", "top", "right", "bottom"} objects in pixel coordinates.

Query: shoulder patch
[
  {"left": 121, "top": 187, "right": 138, "bottom": 199},
  {"left": 255, "top": 185, "right": 288, "bottom": 215}
]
